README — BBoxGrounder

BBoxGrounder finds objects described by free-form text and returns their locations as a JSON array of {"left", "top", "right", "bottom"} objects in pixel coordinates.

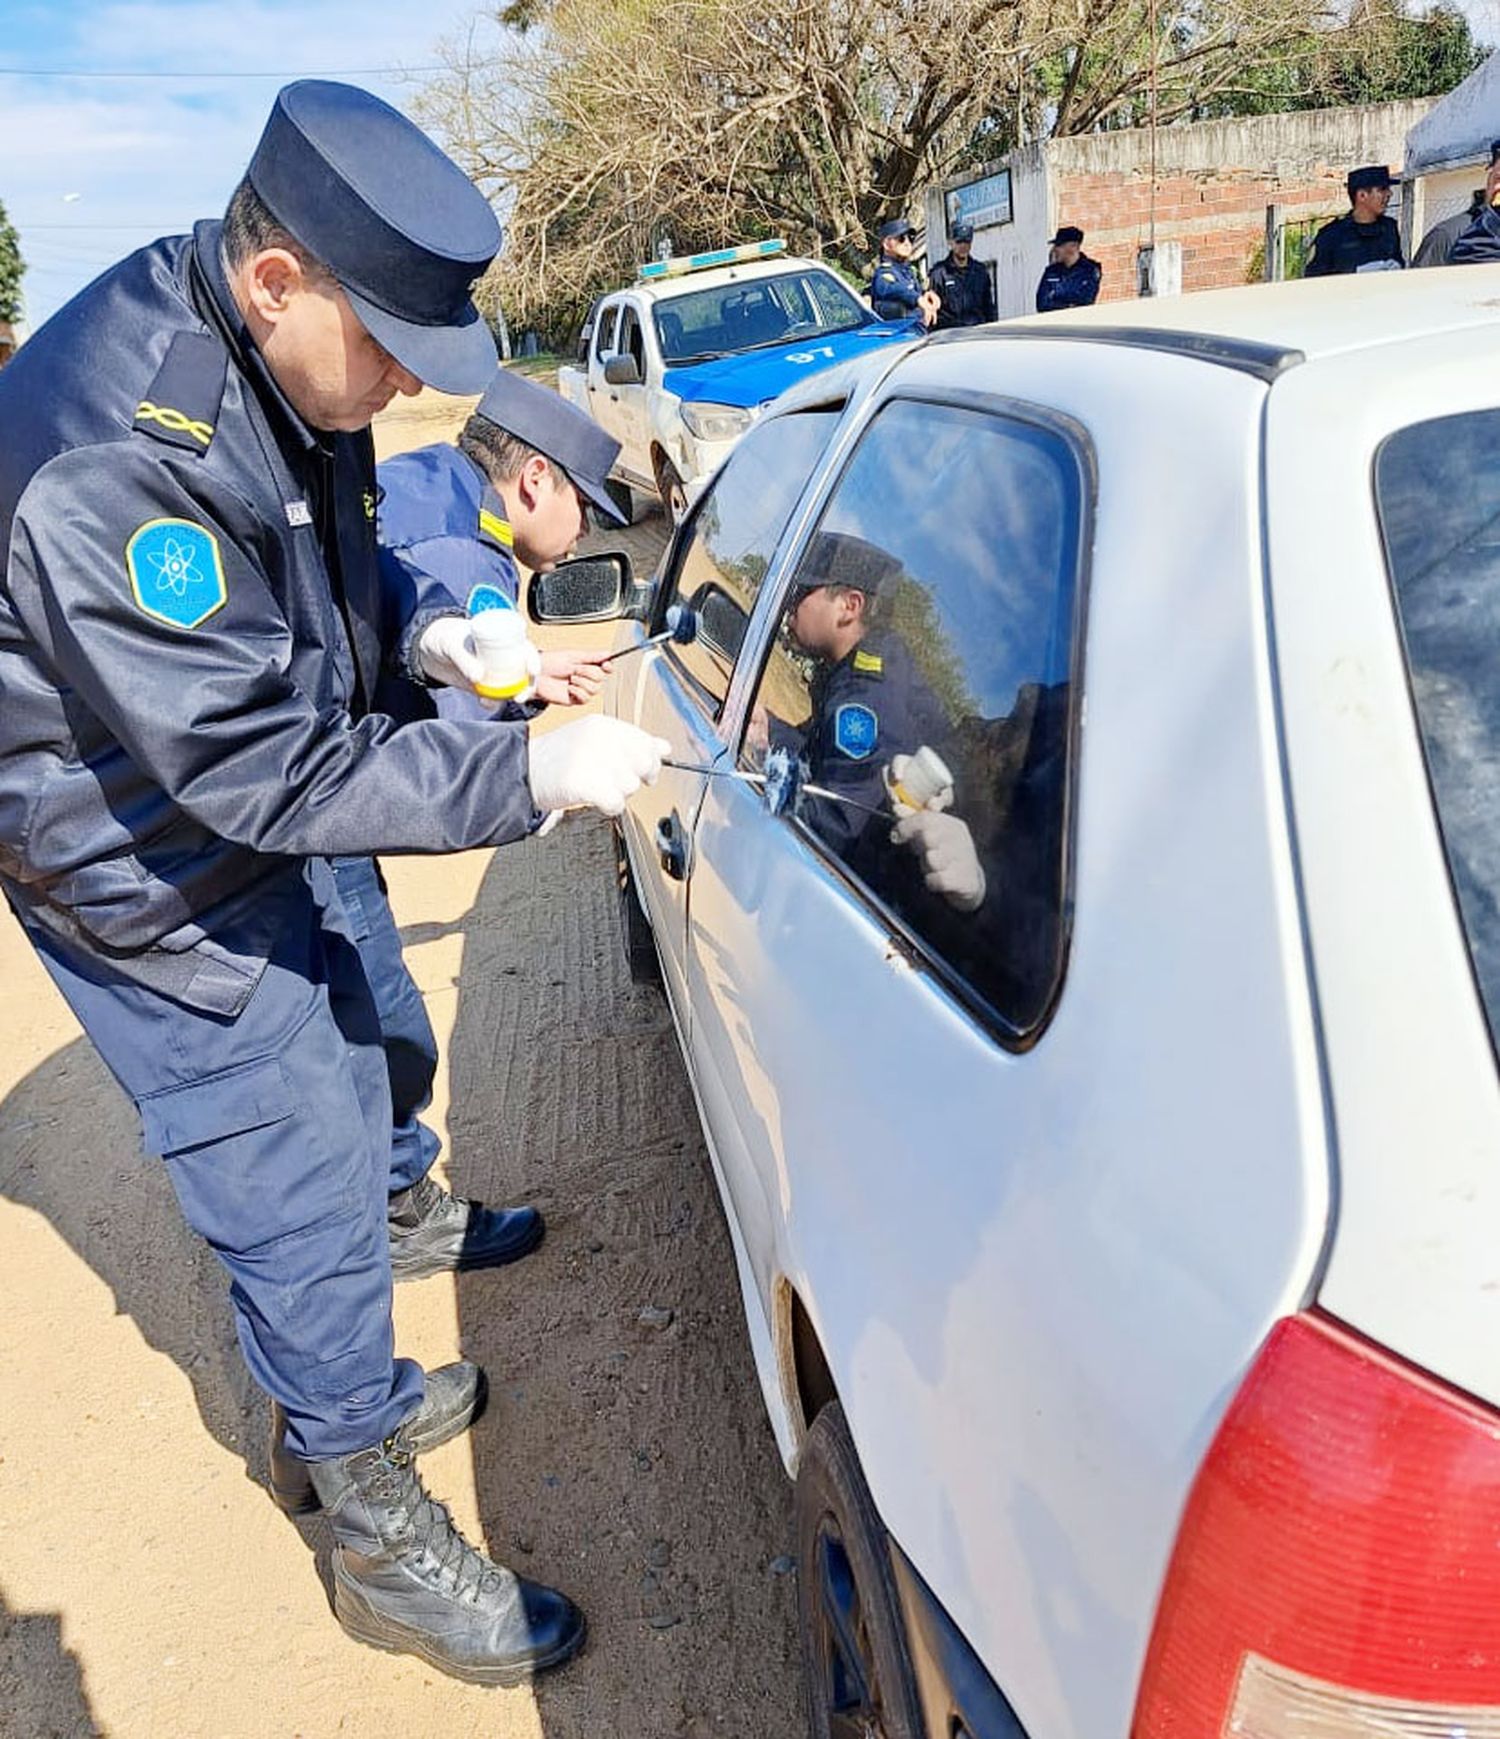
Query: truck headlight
[{"left": 680, "top": 402, "right": 753, "bottom": 442}]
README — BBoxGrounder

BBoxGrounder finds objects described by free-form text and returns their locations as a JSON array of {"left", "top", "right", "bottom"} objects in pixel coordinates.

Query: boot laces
[{"left": 367, "top": 1437, "right": 507, "bottom": 1604}]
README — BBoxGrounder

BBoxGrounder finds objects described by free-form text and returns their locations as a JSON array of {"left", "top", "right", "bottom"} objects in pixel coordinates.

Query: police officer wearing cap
[
  {"left": 379, "top": 367, "right": 627, "bottom": 718},
  {"left": 1414, "top": 142, "right": 1500, "bottom": 267},
  {"left": 326, "top": 371, "right": 631, "bottom": 1236},
  {"left": 1304, "top": 166, "right": 1405, "bottom": 275},
  {"left": 1035, "top": 226, "right": 1102, "bottom": 312},
  {"left": 868, "top": 218, "right": 942, "bottom": 326},
  {"left": 0, "top": 79, "right": 671, "bottom": 1684},
  {"left": 929, "top": 222, "right": 996, "bottom": 330}
]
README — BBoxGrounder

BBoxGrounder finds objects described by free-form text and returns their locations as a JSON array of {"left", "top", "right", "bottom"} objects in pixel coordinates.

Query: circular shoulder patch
[
  {"left": 833, "top": 702, "right": 879, "bottom": 761},
  {"left": 125, "top": 518, "right": 227, "bottom": 630}
]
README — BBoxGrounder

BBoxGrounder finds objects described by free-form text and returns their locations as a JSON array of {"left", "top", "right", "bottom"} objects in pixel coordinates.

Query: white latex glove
[
  {"left": 417, "top": 615, "right": 541, "bottom": 706},
  {"left": 528, "top": 716, "right": 672, "bottom": 817},
  {"left": 891, "top": 809, "right": 987, "bottom": 913}
]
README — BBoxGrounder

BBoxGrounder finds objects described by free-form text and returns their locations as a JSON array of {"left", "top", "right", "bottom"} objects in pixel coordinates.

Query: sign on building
[{"left": 946, "top": 170, "right": 1013, "bottom": 232}]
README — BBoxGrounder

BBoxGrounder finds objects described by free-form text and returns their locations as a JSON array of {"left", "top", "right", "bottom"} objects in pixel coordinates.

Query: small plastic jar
[{"left": 468, "top": 607, "right": 532, "bottom": 701}]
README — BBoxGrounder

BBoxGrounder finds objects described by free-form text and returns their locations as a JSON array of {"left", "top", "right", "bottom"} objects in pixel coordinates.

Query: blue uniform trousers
[
  {"left": 329, "top": 855, "right": 442, "bottom": 1194},
  {"left": 17, "top": 857, "right": 424, "bottom": 1460}
]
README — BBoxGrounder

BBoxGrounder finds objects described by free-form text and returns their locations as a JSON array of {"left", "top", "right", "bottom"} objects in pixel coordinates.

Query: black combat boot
[
  {"left": 269, "top": 1360, "right": 488, "bottom": 1516},
  {"left": 387, "top": 1172, "right": 544, "bottom": 1281},
  {"left": 309, "top": 1432, "right": 585, "bottom": 1685}
]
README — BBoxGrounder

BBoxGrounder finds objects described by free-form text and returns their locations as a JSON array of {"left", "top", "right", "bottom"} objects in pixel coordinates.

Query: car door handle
[{"left": 654, "top": 810, "right": 690, "bottom": 881}]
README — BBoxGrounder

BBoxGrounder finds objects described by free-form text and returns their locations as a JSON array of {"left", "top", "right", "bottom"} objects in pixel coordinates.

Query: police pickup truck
[{"left": 556, "top": 240, "right": 914, "bottom": 523}]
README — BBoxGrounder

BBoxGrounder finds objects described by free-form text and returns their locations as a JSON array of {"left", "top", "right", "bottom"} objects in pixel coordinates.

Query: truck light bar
[{"left": 638, "top": 239, "right": 786, "bottom": 281}]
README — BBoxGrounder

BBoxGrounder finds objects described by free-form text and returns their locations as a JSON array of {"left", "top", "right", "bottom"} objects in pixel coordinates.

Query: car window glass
[
  {"left": 593, "top": 305, "right": 619, "bottom": 363},
  {"left": 577, "top": 300, "right": 600, "bottom": 362},
  {"left": 652, "top": 270, "right": 869, "bottom": 365},
  {"left": 742, "top": 397, "right": 1087, "bottom": 1038},
  {"left": 1377, "top": 409, "right": 1500, "bottom": 1060},
  {"left": 620, "top": 306, "right": 646, "bottom": 372},
  {"left": 658, "top": 407, "right": 843, "bottom": 718}
]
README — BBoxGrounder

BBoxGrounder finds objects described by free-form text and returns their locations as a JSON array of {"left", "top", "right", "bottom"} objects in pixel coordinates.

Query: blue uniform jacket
[
  {"left": 0, "top": 222, "right": 539, "bottom": 1015},
  {"left": 774, "top": 631, "right": 950, "bottom": 865},
  {"left": 869, "top": 259, "right": 926, "bottom": 322},
  {"left": 376, "top": 442, "right": 543, "bottom": 726},
  {"left": 1035, "top": 255, "right": 1102, "bottom": 313}
]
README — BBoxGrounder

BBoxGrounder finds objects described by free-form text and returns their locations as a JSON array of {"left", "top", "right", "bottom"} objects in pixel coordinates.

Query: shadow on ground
[{"left": 0, "top": 812, "right": 801, "bottom": 1738}]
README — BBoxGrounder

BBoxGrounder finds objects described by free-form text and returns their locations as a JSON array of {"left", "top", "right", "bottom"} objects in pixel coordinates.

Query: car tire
[
  {"left": 614, "top": 822, "right": 662, "bottom": 987},
  {"left": 795, "top": 1402, "right": 924, "bottom": 1739},
  {"left": 654, "top": 454, "right": 691, "bottom": 527}
]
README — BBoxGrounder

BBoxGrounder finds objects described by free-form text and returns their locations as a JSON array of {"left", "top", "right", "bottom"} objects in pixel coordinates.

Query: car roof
[
  {"left": 993, "top": 262, "right": 1500, "bottom": 371},
  {"left": 631, "top": 257, "right": 839, "bottom": 304}
]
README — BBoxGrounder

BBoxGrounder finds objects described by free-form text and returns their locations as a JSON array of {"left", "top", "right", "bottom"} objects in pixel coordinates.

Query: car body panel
[
  {"left": 611, "top": 331, "right": 1333, "bottom": 1737},
  {"left": 1265, "top": 331, "right": 1500, "bottom": 1410},
  {"left": 596, "top": 271, "right": 1500, "bottom": 1736}
]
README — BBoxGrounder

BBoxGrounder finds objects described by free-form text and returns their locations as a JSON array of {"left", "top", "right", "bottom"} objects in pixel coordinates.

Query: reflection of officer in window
[{"left": 754, "top": 532, "right": 987, "bottom": 914}]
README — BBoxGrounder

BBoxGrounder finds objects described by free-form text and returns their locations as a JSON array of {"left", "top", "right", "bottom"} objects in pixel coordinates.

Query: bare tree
[{"left": 415, "top": 0, "right": 1417, "bottom": 338}]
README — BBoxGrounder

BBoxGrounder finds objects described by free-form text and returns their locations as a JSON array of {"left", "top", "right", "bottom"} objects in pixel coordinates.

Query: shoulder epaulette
[{"left": 133, "top": 331, "right": 227, "bottom": 455}]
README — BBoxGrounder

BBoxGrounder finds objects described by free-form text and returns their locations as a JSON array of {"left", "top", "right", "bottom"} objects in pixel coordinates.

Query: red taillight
[{"left": 1132, "top": 1312, "right": 1500, "bottom": 1737}]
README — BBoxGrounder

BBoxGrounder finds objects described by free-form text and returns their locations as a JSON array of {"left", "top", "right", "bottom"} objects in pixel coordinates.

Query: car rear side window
[
  {"left": 742, "top": 395, "right": 1089, "bottom": 1040},
  {"left": 658, "top": 408, "right": 842, "bottom": 718},
  {"left": 1377, "top": 410, "right": 1500, "bottom": 1059}
]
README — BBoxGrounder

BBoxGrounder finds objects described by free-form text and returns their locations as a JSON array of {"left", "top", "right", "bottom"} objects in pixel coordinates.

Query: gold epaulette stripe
[
  {"left": 478, "top": 508, "right": 514, "bottom": 547},
  {"left": 135, "top": 401, "right": 214, "bottom": 447}
]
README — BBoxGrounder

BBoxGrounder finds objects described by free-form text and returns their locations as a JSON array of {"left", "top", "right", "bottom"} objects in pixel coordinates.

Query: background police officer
[
  {"left": 1413, "top": 143, "right": 1500, "bottom": 267},
  {"left": 868, "top": 218, "right": 942, "bottom": 326},
  {"left": 0, "top": 79, "right": 669, "bottom": 1685},
  {"left": 1304, "top": 166, "right": 1405, "bottom": 275},
  {"left": 1035, "top": 225, "right": 1102, "bottom": 312},
  {"left": 929, "top": 221, "right": 996, "bottom": 329}
]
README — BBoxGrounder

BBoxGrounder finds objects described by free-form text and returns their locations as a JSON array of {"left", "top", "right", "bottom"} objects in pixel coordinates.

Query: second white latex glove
[
  {"left": 417, "top": 615, "right": 541, "bottom": 706},
  {"left": 890, "top": 809, "right": 987, "bottom": 913},
  {"left": 529, "top": 715, "right": 672, "bottom": 817}
]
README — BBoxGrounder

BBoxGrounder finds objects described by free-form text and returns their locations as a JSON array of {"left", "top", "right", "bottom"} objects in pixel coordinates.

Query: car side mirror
[
  {"left": 527, "top": 552, "right": 635, "bottom": 624},
  {"left": 602, "top": 353, "right": 643, "bottom": 386}
]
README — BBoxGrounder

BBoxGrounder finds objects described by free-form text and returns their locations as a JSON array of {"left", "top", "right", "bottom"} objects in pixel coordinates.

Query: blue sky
[{"left": 0, "top": 0, "right": 497, "bottom": 327}]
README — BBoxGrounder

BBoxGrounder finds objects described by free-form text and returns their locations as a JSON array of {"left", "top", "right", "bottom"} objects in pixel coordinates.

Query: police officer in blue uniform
[
  {"left": 767, "top": 535, "right": 949, "bottom": 857},
  {"left": 330, "top": 371, "right": 631, "bottom": 1273},
  {"left": 868, "top": 218, "right": 942, "bottom": 326},
  {"left": 0, "top": 79, "right": 670, "bottom": 1683},
  {"left": 1035, "top": 226, "right": 1102, "bottom": 312},
  {"left": 1304, "top": 166, "right": 1405, "bottom": 275},
  {"left": 929, "top": 221, "right": 996, "bottom": 329}
]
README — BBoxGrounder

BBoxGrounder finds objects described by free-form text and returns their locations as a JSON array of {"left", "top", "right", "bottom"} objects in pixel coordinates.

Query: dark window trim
[
  {"left": 741, "top": 386, "right": 1096, "bottom": 1052},
  {"left": 937, "top": 322, "right": 1304, "bottom": 384}
]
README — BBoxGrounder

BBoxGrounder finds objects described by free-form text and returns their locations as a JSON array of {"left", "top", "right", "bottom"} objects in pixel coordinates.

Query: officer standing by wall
[
  {"left": 1035, "top": 226, "right": 1102, "bottom": 312},
  {"left": 0, "top": 79, "right": 669, "bottom": 1685},
  {"left": 1303, "top": 166, "right": 1405, "bottom": 275},
  {"left": 868, "top": 218, "right": 942, "bottom": 326},
  {"left": 929, "top": 222, "right": 996, "bottom": 329},
  {"left": 1413, "top": 143, "right": 1500, "bottom": 266}
]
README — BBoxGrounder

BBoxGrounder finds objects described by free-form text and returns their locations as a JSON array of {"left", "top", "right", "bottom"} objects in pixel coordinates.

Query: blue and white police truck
[{"left": 557, "top": 240, "right": 914, "bottom": 524}]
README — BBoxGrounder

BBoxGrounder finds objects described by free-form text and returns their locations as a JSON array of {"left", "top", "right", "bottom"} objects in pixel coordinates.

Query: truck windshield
[
  {"left": 654, "top": 269, "right": 869, "bottom": 365},
  {"left": 1376, "top": 408, "right": 1500, "bottom": 1057}
]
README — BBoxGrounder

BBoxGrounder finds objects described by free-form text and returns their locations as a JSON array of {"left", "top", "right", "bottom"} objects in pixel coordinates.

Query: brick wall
[
  {"left": 935, "top": 99, "right": 1435, "bottom": 317},
  {"left": 1054, "top": 165, "right": 1349, "bottom": 300}
]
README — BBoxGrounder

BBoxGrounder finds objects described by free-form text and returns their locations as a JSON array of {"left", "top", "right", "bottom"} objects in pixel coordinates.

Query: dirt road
[{"left": 0, "top": 390, "right": 804, "bottom": 1738}]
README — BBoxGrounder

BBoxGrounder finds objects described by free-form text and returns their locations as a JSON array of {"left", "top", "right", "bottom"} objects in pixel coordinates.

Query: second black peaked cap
[
  {"left": 247, "top": 81, "right": 502, "bottom": 394},
  {"left": 476, "top": 369, "right": 629, "bottom": 526}
]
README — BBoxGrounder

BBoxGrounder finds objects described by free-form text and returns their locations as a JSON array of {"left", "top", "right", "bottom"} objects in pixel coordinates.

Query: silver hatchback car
[{"left": 533, "top": 269, "right": 1500, "bottom": 1739}]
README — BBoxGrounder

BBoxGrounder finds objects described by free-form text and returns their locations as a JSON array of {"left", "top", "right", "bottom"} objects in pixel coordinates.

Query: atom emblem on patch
[{"left": 125, "top": 518, "right": 227, "bottom": 630}]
